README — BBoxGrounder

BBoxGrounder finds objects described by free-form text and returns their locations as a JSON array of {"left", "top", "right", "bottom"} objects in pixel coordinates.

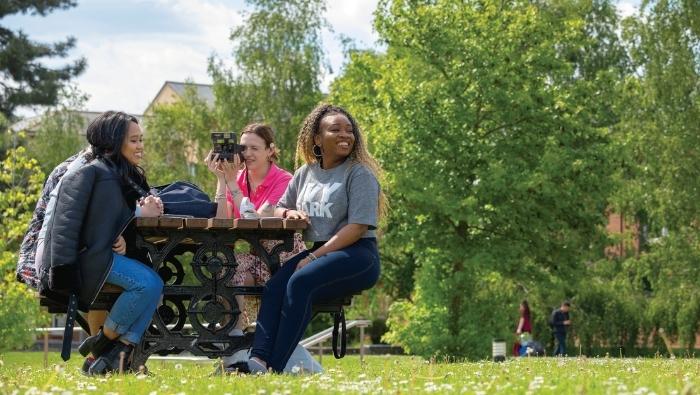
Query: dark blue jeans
[
  {"left": 554, "top": 332, "right": 567, "bottom": 356},
  {"left": 251, "top": 237, "right": 380, "bottom": 372}
]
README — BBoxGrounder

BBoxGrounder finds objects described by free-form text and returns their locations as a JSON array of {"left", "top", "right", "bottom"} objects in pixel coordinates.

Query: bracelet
[
  {"left": 215, "top": 193, "right": 226, "bottom": 200},
  {"left": 308, "top": 252, "right": 318, "bottom": 261},
  {"left": 282, "top": 208, "right": 290, "bottom": 218}
]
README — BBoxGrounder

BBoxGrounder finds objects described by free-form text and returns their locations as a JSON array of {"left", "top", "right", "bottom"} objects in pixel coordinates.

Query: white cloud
[
  {"left": 153, "top": 0, "right": 243, "bottom": 56},
  {"left": 616, "top": 0, "right": 639, "bottom": 18},
  {"left": 76, "top": 35, "right": 210, "bottom": 114},
  {"left": 324, "top": 0, "right": 379, "bottom": 46},
  {"left": 75, "top": 0, "right": 244, "bottom": 114},
  {"left": 322, "top": 0, "right": 380, "bottom": 90}
]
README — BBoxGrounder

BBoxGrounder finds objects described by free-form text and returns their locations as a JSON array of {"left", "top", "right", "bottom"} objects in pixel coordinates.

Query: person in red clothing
[{"left": 513, "top": 300, "right": 532, "bottom": 356}]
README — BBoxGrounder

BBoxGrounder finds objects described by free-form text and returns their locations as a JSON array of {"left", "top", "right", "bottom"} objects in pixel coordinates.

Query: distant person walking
[
  {"left": 513, "top": 300, "right": 532, "bottom": 356},
  {"left": 550, "top": 301, "right": 572, "bottom": 356}
]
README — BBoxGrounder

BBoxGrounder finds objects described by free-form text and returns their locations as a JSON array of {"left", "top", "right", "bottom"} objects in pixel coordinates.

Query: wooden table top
[{"left": 136, "top": 216, "right": 308, "bottom": 231}]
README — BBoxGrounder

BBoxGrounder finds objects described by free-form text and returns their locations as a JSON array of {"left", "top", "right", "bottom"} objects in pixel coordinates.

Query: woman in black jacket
[{"left": 41, "top": 111, "right": 163, "bottom": 375}]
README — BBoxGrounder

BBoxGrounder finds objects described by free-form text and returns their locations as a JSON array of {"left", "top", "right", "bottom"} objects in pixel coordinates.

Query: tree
[
  {"left": 208, "top": 0, "right": 327, "bottom": 170},
  {"left": 612, "top": 0, "right": 700, "bottom": 350},
  {"left": 25, "top": 85, "right": 88, "bottom": 172},
  {"left": 330, "top": 0, "right": 625, "bottom": 358},
  {"left": 0, "top": 146, "right": 49, "bottom": 350},
  {"left": 0, "top": 0, "right": 86, "bottom": 119},
  {"left": 143, "top": 85, "right": 219, "bottom": 191}
]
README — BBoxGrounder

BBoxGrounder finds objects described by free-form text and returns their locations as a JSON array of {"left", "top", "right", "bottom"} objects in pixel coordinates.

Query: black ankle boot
[
  {"left": 80, "top": 356, "right": 95, "bottom": 375},
  {"left": 78, "top": 333, "right": 99, "bottom": 357},
  {"left": 82, "top": 329, "right": 115, "bottom": 359},
  {"left": 88, "top": 342, "right": 134, "bottom": 375}
]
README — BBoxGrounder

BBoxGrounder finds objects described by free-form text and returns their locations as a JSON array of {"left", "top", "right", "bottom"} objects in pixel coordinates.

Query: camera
[{"left": 211, "top": 132, "right": 245, "bottom": 162}]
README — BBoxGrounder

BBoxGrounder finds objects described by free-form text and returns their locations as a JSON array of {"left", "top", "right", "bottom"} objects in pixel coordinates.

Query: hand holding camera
[
  {"left": 205, "top": 150, "right": 242, "bottom": 182},
  {"left": 206, "top": 132, "right": 246, "bottom": 182}
]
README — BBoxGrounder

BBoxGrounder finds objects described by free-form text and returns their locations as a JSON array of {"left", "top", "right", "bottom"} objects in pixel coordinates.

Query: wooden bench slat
[
  {"left": 159, "top": 217, "right": 184, "bottom": 229},
  {"left": 185, "top": 218, "right": 209, "bottom": 229},
  {"left": 259, "top": 217, "right": 283, "bottom": 229},
  {"left": 101, "top": 283, "right": 123, "bottom": 293},
  {"left": 136, "top": 217, "right": 159, "bottom": 228},
  {"left": 283, "top": 219, "right": 308, "bottom": 230},
  {"left": 208, "top": 218, "right": 234, "bottom": 229},
  {"left": 234, "top": 218, "right": 260, "bottom": 229}
]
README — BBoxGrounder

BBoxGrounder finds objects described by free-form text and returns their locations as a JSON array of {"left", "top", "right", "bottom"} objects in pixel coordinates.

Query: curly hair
[{"left": 296, "top": 103, "right": 387, "bottom": 220}]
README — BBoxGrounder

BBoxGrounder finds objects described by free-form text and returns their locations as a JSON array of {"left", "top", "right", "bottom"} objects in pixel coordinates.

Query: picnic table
[{"left": 41, "top": 216, "right": 352, "bottom": 369}]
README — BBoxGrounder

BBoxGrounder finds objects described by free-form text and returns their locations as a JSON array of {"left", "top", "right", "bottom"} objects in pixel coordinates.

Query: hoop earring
[{"left": 312, "top": 144, "right": 322, "bottom": 158}]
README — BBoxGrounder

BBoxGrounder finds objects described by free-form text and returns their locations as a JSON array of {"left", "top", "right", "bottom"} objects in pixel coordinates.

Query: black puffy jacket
[{"left": 39, "top": 159, "right": 135, "bottom": 311}]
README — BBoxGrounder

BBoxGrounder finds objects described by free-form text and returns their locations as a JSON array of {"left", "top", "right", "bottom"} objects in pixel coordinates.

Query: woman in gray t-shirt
[{"left": 247, "top": 104, "right": 386, "bottom": 373}]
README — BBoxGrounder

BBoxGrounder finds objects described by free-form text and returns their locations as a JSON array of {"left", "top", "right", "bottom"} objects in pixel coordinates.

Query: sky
[{"left": 4, "top": 0, "right": 640, "bottom": 118}]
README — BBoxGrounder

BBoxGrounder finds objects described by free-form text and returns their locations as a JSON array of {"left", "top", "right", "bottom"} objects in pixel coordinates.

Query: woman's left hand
[
  {"left": 220, "top": 157, "right": 241, "bottom": 182},
  {"left": 295, "top": 255, "right": 314, "bottom": 272},
  {"left": 140, "top": 195, "right": 164, "bottom": 217}
]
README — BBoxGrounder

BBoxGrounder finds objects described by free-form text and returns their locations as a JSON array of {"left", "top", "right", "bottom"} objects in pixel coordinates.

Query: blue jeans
[
  {"left": 554, "top": 332, "right": 567, "bottom": 356},
  {"left": 104, "top": 253, "right": 163, "bottom": 344},
  {"left": 251, "top": 238, "right": 380, "bottom": 372}
]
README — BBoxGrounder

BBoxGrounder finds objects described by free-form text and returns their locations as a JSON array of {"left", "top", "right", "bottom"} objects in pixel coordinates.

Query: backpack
[
  {"left": 153, "top": 181, "right": 217, "bottom": 218},
  {"left": 520, "top": 340, "right": 546, "bottom": 357},
  {"left": 16, "top": 150, "right": 90, "bottom": 288},
  {"left": 126, "top": 179, "right": 217, "bottom": 218},
  {"left": 548, "top": 309, "right": 557, "bottom": 328}
]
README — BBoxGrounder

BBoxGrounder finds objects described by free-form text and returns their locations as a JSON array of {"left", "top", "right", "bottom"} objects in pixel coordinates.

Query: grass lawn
[{"left": 1, "top": 352, "right": 699, "bottom": 394}]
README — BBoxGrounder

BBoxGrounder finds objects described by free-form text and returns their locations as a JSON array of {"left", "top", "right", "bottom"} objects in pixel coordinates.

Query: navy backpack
[{"left": 151, "top": 181, "right": 217, "bottom": 218}]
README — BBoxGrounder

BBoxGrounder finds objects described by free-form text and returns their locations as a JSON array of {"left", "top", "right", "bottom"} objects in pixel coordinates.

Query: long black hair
[
  {"left": 521, "top": 300, "right": 531, "bottom": 320},
  {"left": 85, "top": 111, "right": 148, "bottom": 203}
]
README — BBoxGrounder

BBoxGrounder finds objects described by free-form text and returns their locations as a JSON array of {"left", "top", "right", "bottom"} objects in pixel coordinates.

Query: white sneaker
[{"left": 228, "top": 328, "right": 244, "bottom": 337}]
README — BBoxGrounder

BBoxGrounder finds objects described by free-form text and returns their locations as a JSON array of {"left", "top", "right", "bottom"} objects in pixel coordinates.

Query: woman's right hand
[
  {"left": 205, "top": 150, "right": 226, "bottom": 180},
  {"left": 285, "top": 210, "right": 310, "bottom": 223}
]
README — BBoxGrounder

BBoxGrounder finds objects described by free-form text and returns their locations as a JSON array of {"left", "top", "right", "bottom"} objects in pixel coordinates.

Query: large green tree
[
  {"left": 611, "top": 0, "right": 700, "bottom": 350},
  {"left": 0, "top": 0, "right": 85, "bottom": 119},
  {"left": 330, "top": 0, "right": 626, "bottom": 358},
  {"left": 209, "top": 0, "right": 327, "bottom": 170}
]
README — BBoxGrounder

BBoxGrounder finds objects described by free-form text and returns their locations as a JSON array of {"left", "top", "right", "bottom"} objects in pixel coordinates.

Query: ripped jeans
[{"left": 251, "top": 237, "right": 380, "bottom": 372}]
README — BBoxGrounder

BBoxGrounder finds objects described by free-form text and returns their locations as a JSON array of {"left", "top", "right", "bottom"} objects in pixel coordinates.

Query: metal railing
[{"left": 301, "top": 320, "right": 371, "bottom": 363}]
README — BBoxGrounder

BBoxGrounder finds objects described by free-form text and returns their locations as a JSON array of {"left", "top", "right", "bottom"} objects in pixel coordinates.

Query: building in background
[
  {"left": 144, "top": 81, "right": 214, "bottom": 115},
  {"left": 10, "top": 81, "right": 213, "bottom": 135}
]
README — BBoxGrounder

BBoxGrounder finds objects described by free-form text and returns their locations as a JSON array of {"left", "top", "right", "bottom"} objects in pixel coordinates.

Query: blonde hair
[{"left": 296, "top": 103, "right": 388, "bottom": 221}]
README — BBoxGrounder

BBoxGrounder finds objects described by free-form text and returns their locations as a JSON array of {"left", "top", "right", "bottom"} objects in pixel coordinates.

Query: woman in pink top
[{"left": 205, "top": 123, "right": 305, "bottom": 336}]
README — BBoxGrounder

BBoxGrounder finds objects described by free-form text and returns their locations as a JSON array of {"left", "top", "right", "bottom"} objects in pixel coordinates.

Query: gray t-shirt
[{"left": 278, "top": 160, "right": 379, "bottom": 242}]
